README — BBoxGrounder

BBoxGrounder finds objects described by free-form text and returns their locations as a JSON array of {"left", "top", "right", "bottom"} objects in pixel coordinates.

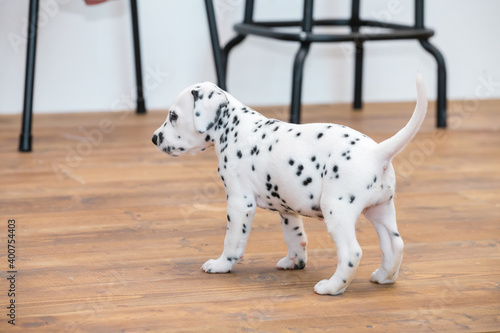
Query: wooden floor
[{"left": 1, "top": 99, "right": 499, "bottom": 332}]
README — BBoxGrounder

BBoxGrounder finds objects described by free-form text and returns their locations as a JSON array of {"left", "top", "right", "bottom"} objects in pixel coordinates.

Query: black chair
[
  {"left": 19, "top": 0, "right": 146, "bottom": 152},
  {"left": 204, "top": 0, "right": 447, "bottom": 127}
]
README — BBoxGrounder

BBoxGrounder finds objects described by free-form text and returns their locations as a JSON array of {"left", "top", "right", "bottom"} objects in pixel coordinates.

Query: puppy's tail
[{"left": 376, "top": 73, "right": 428, "bottom": 162}]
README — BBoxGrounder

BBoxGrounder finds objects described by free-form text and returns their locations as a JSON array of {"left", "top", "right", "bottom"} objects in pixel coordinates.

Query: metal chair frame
[
  {"left": 204, "top": 0, "right": 447, "bottom": 127},
  {"left": 19, "top": 0, "right": 146, "bottom": 152}
]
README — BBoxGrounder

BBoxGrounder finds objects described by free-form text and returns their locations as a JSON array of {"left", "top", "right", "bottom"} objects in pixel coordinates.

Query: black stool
[
  {"left": 204, "top": 0, "right": 447, "bottom": 127},
  {"left": 19, "top": 0, "right": 146, "bottom": 152}
]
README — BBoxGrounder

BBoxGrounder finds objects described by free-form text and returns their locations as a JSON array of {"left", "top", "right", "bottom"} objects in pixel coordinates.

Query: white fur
[{"left": 153, "top": 74, "right": 427, "bottom": 295}]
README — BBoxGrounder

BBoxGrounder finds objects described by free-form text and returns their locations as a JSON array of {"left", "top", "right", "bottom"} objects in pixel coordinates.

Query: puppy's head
[{"left": 152, "top": 82, "right": 228, "bottom": 156}]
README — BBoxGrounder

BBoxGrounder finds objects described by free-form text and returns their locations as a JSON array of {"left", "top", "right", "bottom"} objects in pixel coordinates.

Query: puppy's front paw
[
  {"left": 314, "top": 279, "right": 347, "bottom": 296},
  {"left": 202, "top": 258, "right": 233, "bottom": 273},
  {"left": 276, "top": 256, "right": 306, "bottom": 270}
]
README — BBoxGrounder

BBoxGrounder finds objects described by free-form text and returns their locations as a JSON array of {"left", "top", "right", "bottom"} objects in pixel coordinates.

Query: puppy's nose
[{"left": 152, "top": 134, "right": 158, "bottom": 146}]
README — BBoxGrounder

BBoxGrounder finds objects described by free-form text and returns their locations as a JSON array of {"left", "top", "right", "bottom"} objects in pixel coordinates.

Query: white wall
[{"left": 1, "top": 0, "right": 499, "bottom": 114}]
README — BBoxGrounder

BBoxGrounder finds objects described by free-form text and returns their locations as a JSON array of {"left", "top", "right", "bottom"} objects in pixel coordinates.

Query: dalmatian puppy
[{"left": 152, "top": 74, "right": 427, "bottom": 295}]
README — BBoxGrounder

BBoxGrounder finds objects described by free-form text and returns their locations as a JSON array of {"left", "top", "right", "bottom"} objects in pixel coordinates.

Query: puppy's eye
[{"left": 169, "top": 111, "right": 178, "bottom": 123}]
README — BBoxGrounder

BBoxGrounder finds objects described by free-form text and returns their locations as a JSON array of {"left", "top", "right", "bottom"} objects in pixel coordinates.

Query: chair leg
[
  {"left": 221, "top": 34, "right": 246, "bottom": 83},
  {"left": 289, "top": 0, "right": 314, "bottom": 124},
  {"left": 415, "top": 0, "right": 446, "bottom": 128},
  {"left": 19, "top": 0, "right": 40, "bottom": 152},
  {"left": 205, "top": 0, "right": 254, "bottom": 90},
  {"left": 290, "top": 43, "right": 311, "bottom": 124},
  {"left": 353, "top": 42, "right": 364, "bottom": 110},
  {"left": 205, "top": 0, "right": 227, "bottom": 90},
  {"left": 130, "top": 0, "right": 146, "bottom": 114},
  {"left": 351, "top": 0, "right": 363, "bottom": 110},
  {"left": 420, "top": 39, "right": 447, "bottom": 128}
]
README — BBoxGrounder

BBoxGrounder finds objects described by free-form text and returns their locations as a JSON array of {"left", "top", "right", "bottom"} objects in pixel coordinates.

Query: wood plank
[{"left": 1, "top": 99, "right": 499, "bottom": 332}]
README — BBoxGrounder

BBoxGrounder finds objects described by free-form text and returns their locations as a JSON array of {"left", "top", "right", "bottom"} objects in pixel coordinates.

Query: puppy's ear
[{"left": 192, "top": 84, "right": 228, "bottom": 134}]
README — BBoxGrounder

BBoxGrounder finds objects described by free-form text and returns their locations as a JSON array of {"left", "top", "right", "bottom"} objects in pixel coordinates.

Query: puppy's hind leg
[
  {"left": 276, "top": 213, "right": 308, "bottom": 270},
  {"left": 364, "top": 199, "right": 404, "bottom": 284},
  {"left": 314, "top": 207, "right": 363, "bottom": 296}
]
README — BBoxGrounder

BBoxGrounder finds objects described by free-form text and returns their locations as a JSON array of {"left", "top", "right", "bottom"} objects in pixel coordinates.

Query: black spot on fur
[
  {"left": 237, "top": 150, "right": 242, "bottom": 159},
  {"left": 349, "top": 195, "right": 355, "bottom": 203},
  {"left": 393, "top": 232, "right": 400, "bottom": 237},
  {"left": 294, "top": 260, "right": 306, "bottom": 270},
  {"left": 296, "top": 165, "right": 304, "bottom": 176},
  {"left": 317, "top": 133, "right": 324, "bottom": 139},
  {"left": 303, "top": 177, "right": 312, "bottom": 186},
  {"left": 191, "top": 89, "right": 200, "bottom": 100},
  {"left": 289, "top": 159, "right": 295, "bottom": 166},
  {"left": 348, "top": 262, "right": 353, "bottom": 267}
]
